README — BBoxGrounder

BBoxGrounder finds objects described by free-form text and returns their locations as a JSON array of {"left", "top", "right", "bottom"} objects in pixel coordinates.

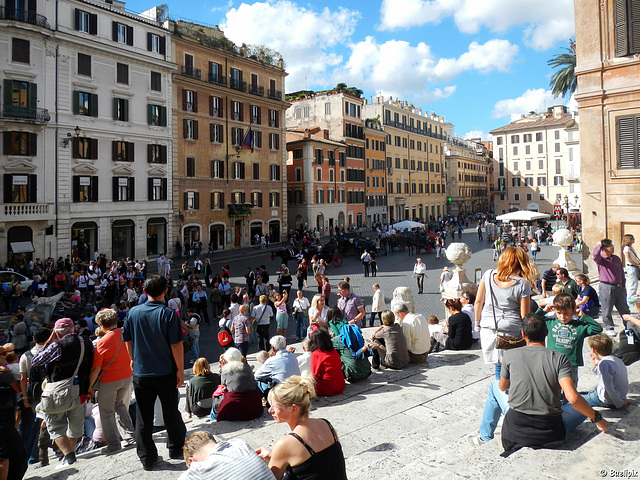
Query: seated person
[
  {"left": 394, "top": 303, "right": 431, "bottom": 363},
  {"left": 582, "top": 333, "right": 630, "bottom": 409},
  {"left": 185, "top": 358, "right": 221, "bottom": 418},
  {"left": 461, "top": 292, "right": 479, "bottom": 341},
  {"left": 213, "top": 348, "right": 262, "bottom": 422},
  {"left": 309, "top": 330, "right": 345, "bottom": 396},
  {"left": 254, "top": 336, "right": 300, "bottom": 397},
  {"left": 369, "top": 310, "right": 410, "bottom": 370},
  {"left": 180, "top": 431, "right": 274, "bottom": 480},
  {"left": 428, "top": 315, "right": 442, "bottom": 337},
  {"left": 575, "top": 274, "right": 600, "bottom": 318},
  {"left": 431, "top": 298, "right": 472, "bottom": 352},
  {"left": 538, "top": 284, "right": 564, "bottom": 312}
]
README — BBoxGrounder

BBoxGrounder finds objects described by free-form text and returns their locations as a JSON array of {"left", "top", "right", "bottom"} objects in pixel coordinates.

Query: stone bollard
[{"left": 552, "top": 229, "right": 578, "bottom": 273}]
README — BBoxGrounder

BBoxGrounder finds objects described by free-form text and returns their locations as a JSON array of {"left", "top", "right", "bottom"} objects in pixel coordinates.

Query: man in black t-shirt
[{"left": 541, "top": 263, "right": 559, "bottom": 296}]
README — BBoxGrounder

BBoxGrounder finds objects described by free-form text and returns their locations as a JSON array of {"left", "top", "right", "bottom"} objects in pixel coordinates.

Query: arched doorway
[
  {"left": 209, "top": 224, "right": 225, "bottom": 250},
  {"left": 183, "top": 225, "right": 201, "bottom": 249},
  {"left": 294, "top": 215, "right": 304, "bottom": 230},
  {"left": 112, "top": 220, "right": 135, "bottom": 260},
  {"left": 147, "top": 218, "right": 166, "bottom": 256},
  {"left": 7, "top": 226, "right": 34, "bottom": 268},
  {"left": 250, "top": 221, "right": 263, "bottom": 246},
  {"left": 337, "top": 212, "right": 345, "bottom": 229},
  {"left": 268, "top": 220, "right": 280, "bottom": 243},
  {"left": 71, "top": 222, "right": 97, "bottom": 263},
  {"left": 316, "top": 213, "right": 324, "bottom": 233}
]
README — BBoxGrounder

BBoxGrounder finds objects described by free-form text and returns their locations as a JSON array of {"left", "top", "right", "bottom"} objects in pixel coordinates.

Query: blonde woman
[
  {"left": 474, "top": 246, "right": 536, "bottom": 379},
  {"left": 622, "top": 234, "right": 640, "bottom": 307},
  {"left": 307, "top": 294, "right": 329, "bottom": 335},
  {"left": 256, "top": 375, "right": 347, "bottom": 479}
]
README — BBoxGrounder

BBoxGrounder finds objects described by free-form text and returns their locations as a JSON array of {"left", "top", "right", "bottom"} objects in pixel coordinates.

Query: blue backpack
[{"left": 339, "top": 324, "right": 365, "bottom": 356}]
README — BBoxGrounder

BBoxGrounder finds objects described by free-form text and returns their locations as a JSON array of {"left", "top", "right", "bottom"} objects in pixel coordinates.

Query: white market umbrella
[
  {"left": 496, "top": 211, "right": 551, "bottom": 222},
  {"left": 392, "top": 220, "right": 425, "bottom": 230}
]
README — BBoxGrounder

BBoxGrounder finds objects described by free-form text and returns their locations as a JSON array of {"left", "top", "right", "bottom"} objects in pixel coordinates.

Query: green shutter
[
  {"left": 160, "top": 106, "right": 167, "bottom": 127},
  {"left": 89, "top": 93, "right": 98, "bottom": 117},
  {"left": 3, "top": 80, "right": 12, "bottom": 106},
  {"left": 113, "top": 98, "right": 118, "bottom": 120},
  {"left": 614, "top": 0, "right": 629, "bottom": 57},
  {"left": 147, "top": 104, "right": 152, "bottom": 125},
  {"left": 73, "top": 91, "right": 79, "bottom": 114},
  {"left": 28, "top": 82, "right": 37, "bottom": 109}
]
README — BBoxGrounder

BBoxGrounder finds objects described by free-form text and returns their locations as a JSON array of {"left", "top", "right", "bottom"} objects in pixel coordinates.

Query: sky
[{"left": 126, "top": 0, "right": 576, "bottom": 140}]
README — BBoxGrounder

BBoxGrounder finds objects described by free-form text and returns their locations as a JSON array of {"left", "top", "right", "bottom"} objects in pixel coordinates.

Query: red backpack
[{"left": 218, "top": 326, "right": 233, "bottom": 347}]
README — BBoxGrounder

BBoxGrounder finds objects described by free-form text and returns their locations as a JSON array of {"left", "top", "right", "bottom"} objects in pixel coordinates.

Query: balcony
[
  {"left": 1, "top": 7, "right": 50, "bottom": 28},
  {"left": 230, "top": 79, "right": 247, "bottom": 92},
  {"left": 248, "top": 84, "right": 264, "bottom": 96},
  {"left": 181, "top": 65, "right": 201, "bottom": 79},
  {"left": 227, "top": 202, "right": 253, "bottom": 218},
  {"left": 208, "top": 73, "right": 226, "bottom": 86},
  {"left": 2, "top": 203, "right": 54, "bottom": 221},
  {"left": 268, "top": 89, "right": 282, "bottom": 100},
  {"left": 1, "top": 105, "right": 50, "bottom": 123}
]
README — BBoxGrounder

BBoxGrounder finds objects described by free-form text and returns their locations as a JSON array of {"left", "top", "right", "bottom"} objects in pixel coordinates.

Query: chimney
[{"left": 304, "top": 128, "right": 311, "bottom": 139}]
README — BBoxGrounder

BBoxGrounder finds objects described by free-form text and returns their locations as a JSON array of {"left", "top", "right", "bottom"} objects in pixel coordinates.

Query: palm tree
[{"left": 548, "top": 39, "right": 576, "bottom": 98}]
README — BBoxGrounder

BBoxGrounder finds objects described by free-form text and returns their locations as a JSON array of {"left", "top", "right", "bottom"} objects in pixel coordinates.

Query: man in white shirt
[
  {"left": 369, "top": 284, "right": 386, "bottom": 327},
  {"left": 360, "top": 250, "right": 372, "bottom": 277},
  {"left": 394, "top": 303, "right": 430, "bottom": 363},
  {"left": 413, "top": 258, "right": 427, "bottom": 294}
]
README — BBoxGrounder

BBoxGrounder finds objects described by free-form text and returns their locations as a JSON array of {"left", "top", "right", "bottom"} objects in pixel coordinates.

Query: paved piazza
[{"left": 26, "top": 228, "right": 640, "bottom": 480}]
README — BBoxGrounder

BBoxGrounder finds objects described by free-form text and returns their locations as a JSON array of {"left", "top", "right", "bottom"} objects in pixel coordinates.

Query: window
[
  {"left": 614, "top": 0, "right": 640, "bottom": 56},
  {"left": 555, "top": 158, "right": 562, "bottom": 174},
  {"left": 116, "top": 63, "right": 128, "bottom": 84},
  {"left": 512, "top": 177, "right": 521, "bottom": 187},
  {"left": 183, "top": 90, "right": 198, "bottom": 113},
  {"left": 270, "top": 192, "right": 280, "bottom": 207},
  {"left": 72, "top": 176, "right": 98, "bottom": 202},
  {"left": 231, "top": 127, "right": 243, "bottom": 146},
  {"left": 303, "top": 106, "right": 310, "bottom": 118},
  {"left": 269, "top": 109, "right": 279, "bottom": 128},
  {"left": 12, "top": 38, "right": 29, "bottom": 64},
  {"left": 75, "top": 9, "right": 97, "bottom": 34},
  {"left": 148, "top": 105, "right": 167, "bottom": 126},
  {"left": 113, "top": 177, "right": 134, "bottom": 202},
  {"left": 184, "top": 191, "right": 199, "bottom": 210},
  {"left": 210, "top": 124, "right": 223, "bottom": 143},
  {"left": 554, "top": 176, "right": 564, "bottom": 186},
  {"left": 525, "top": 145, "right": 531, "bottom": 154},
  {"left": 618, "top": 114, "right": 640, "bottom": 168},
  {"left": 230, "top": 68, "right": 244, "bottom": 90},
  {"left": 295, "top": 168, "right": 302, "bottom": 182},
  {"left": 233, "top": 162, "right": 245, "bottom": 179},
  {"left": 78, "top": 53, "right": 91, "bottom": 76},
  {"left": 525, "top": 177, "right": 534, "bottom": 186},
  {"left": 209, "top": 62, "right": 224, "bottom": 84},
  {"left": 536, "top": 132, "right": 543, "bottom": 141},
  {"left": 538, "top": 159, "right": 544, "bottom": 169},
  {"left": 514, "top": 161, "right": 519, "bottom": 171},
  {"left": 554, "top": 130, "right": 560, "bottom": 140},
  {"left": 540, "top": 194, "right": 545, "bottom": 201},
  {"left": 523, "top": 134, "right": 532, "bottom": 142},
  {"left": 253, "top": 163, "right": 260, "bottom": 180},
  {"left": 113, "top": 98, "right": 128, "bottom": 121},
  {"left": 270, "top": 164, "right": 280, "bottom": 181},
  {"left": 186, "top": 157, "right": 196, "bottom": 177},
  {"left": 316, "top": 189, "right": 324, "bottom": 204},
  {"left": 183, "top": 119, "right": 198, "bottom": 139},
  {"left": 254, "top": 130, "right": 262, "bottom": 149},
  {"left": 146, "top": 33, "right": 166, "bottom": 54},
  {"left": 210, "top": 96, "right": 222, "bottom": 117},
  {"left": 72, "top": 137, "right": 98, "bottom": 159},
  {"left": 112, "top": 141, "right": 134, "bottom": 162},
  {"left": 3, "top": 132, "right": 37, "bottom": 156},
  {"left": 210, "top": 160, "right": 224, "bottom": 179},
  {"left": 3, "top": 174, "right": 37, "bottom": 203},
  {"left": 514, "top": 193, "right": 520, "bottom": 201},
  {"left": 496, "top": 137, "right": 503, "bottom": 145},
  {"left": 511, "top": 135, "right": 519, "bottom": 143},
  {"left": 538, "top": 144, "right": 544, "bottom": 154},
  {"left": 525, "top": 160, "right": 531, "bottom": 170},
  {"left": 232, "top": 192, "right": 246, "bottom": 204},
  {"left": 252, "top": 192, "right": 263, "bottom": 207},
  {"left": 554, "top": 143, "right": 560, "bottom": 153},
  {"left": 513, "top": 146, "right": 518, "bottom": 155},
  {"left": 73, "top": 91, "right": 98, "bottom": 117},
  {"left": 113, "top": 22, "right": 133, "bottom": 46},
  {"left": 211, "top": 191, "right": 225, "bottom": 209},
  {"left": 148, "top": 144, "right": 167, "bottom": 164},
  {"left": 317, "top": 168, "right": 322, "bottom": 182},
  {"left": 251, "top": 105, "right": 261, "bottom": 124},
  {"left": 269, "top": 133, "right": 280, "bottom": 150},
  {"left": 232, "top": 101, "right": 243, "bottom": 121},
  {"left": 151, "top": 72, "right": 161, "bottom": 91},
  {"left": 339, "top": 152, "right": 346, "bottom": 167},
  {"left": 148, "top": 178, "right": 167, "bottom": 201},
  {"left": 325, "top": 103, "right": 331, "bottom": 115}
]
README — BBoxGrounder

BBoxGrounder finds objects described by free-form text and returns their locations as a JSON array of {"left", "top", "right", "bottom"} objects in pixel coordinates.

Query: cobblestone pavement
[{"left": 25, "top": 228, "right": 640, "bottom": 480}]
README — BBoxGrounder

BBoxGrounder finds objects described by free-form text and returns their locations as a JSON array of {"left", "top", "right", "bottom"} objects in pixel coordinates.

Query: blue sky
[{"left": 127, "top": 0, "right": 575, "bottom": 139}]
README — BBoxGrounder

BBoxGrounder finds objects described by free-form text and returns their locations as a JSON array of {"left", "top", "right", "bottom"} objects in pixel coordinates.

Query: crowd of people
[{"left": 2, "top": 226, "right": 640, "bottom": 477}]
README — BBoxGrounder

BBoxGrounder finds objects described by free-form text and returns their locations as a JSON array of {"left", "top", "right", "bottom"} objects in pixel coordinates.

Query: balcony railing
[
  {"left": 248, "top": 84, "right": 264, "bottom": 96},
  {"left": 3, "top": 203, "right": 51, "bottom": 217},
  {"left": 268, "top": 89, "right": 282, "bottom": 100},
  {"left": 208, "top": 73, "right": 226, "bottom": 86},
  {"left": 230, "top": 79, "right": 247, "bottom": 92},
  {"left": 181, "top": 65, "right": 201, "bottom": 79},
  {"left": 1, "top": 7, "right": 50, "bottom": 28},
  {"left": 1, "top": 105, "right": 50, "bottom": 122}
]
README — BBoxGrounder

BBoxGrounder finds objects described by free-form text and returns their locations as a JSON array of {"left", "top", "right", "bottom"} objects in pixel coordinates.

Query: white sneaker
[
  {"left": 467, "top": 435, "right": 487, "bottom": 447},
  {"left": 605, "top": 329, "right": 616, "bottom": 338}
]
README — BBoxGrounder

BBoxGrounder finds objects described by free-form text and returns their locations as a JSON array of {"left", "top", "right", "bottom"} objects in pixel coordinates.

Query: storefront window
[
  {"left": 112, "top": 220, "right": 134, "bottom": 260},
  {"left": 147, "top": 218, "right": 166, "bottom": 257},
  {"left": 72, "top": 222, "right": 97, "bottom": 263}
]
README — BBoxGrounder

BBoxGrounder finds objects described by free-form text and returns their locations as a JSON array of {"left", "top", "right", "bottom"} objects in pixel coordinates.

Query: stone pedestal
[
  {"left": 442, "top": 243, "right": 473, "bottom": 300},
  {"left": 552, "top": 229, "right": 578, "bottom": 273}
]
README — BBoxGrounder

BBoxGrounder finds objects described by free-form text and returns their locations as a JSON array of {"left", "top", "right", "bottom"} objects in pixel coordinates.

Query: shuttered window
[
  {"left": 614, "top": 0, "right": 640, "bottom": 57},
  {"left": 617, "top": 114, "right": 640, "bottom": 169}
]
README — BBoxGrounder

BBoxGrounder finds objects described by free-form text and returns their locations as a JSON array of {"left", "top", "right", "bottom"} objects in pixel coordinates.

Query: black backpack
[{"left": 28, "top": 360, "right": 48, "bottom": 403}]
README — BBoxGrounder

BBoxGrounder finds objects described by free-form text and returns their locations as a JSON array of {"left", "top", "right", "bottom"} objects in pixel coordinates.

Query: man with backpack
[
  {"left": 394, "top": 303, "right": 430, "bottom": 363},
  {"left": 250, "top": 295, "right": 274, "bottom": 352}
]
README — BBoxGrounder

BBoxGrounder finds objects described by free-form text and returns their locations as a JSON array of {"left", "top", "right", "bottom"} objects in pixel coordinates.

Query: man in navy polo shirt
[{"left": 123, "top": 275, "right": 186, "bottom": 471}]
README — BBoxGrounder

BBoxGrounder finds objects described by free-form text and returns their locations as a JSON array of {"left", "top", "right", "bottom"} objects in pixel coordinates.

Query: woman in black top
[
  {"left": 431, "top": 298, "right": 473, "bottom": 351},
  {"left": 185, "top": 358, "right": 220, "bottom": 418},
  {"left": 256, "top": 374, "right": 347, "bottom": 480}
]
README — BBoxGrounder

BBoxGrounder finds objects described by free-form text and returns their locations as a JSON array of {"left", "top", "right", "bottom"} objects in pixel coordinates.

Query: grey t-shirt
[
  {"left": 480, "top": 270, "right": 531, "bottom": 335},
  {"left": 502, "top": 346, "right": 572, "bottom": 415}
]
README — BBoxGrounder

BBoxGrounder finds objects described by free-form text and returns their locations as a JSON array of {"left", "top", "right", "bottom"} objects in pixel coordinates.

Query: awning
[{"left": 10, "top": 241, "right": 34, "bottom": 253}]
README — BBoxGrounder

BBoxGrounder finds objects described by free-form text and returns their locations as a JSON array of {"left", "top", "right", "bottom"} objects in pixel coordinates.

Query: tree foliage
[{"left": 548, "top": 39, "right": 577, "bottom": 99}]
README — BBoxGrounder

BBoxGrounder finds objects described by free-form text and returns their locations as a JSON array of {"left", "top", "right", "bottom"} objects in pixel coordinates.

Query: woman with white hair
[{"left": 211, "top": 347, "right": 262, "bottom": 422}]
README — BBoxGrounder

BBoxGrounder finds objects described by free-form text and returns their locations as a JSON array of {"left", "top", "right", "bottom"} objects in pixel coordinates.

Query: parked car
[{"left": 0, "top": 271, "right": 32, "bottom": 294}]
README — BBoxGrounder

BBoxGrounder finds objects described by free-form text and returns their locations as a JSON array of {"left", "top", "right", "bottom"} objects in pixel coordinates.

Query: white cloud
[
  {"left": 464, "top": 130, "right": 485, "bottom": 140},
  {"left": 221, "top": 1, "right": 359, "bottom": 91},
  {"left": 379, "top": 0, "right": 574, "bottom": 50},
  {"left": 211, "top": 0, "right": 233, "bottom": 13},
  {"left": 333, "top": 37, "right": 516, "bottom": 103},
  {"left": 492, "top": 88, "right": 558, "bottom": 120}
]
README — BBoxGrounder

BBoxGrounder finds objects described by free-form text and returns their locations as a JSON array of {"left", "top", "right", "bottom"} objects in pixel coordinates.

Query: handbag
[
  {"left": 488, "top": 270, "right": 525, "bottom": 350},
  {"left": 92, "top": 331, "right": 123, "bottom": 392},
  {"left": 40, "top": 337, "right": 86, "bottom": 414}
]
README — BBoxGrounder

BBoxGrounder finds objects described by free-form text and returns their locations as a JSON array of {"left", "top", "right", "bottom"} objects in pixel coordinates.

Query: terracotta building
[
  {"left": 364, "top": 120, "right": 388, "bottom": 227},
  {"left": 574, "top": 0, "right": 640, "bottom": 274},
  {"left": 171, "top": 21, "right": 288, "bottom": 250},
  {"left": 444, "top": 138, "right": 491, "bottom": 215}
]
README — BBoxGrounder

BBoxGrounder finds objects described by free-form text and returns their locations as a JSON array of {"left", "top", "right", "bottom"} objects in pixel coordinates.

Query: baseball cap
[{"left": 54, "top": 318, "right": 75, "bottom": 331}]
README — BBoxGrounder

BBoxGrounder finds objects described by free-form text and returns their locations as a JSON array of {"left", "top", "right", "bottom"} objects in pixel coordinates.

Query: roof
[{"left": 490, "top": 113, "right": 575, "bottom": 134}]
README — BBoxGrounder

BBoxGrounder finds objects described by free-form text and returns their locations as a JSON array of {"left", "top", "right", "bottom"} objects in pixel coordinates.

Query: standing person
[
  {"left": 209, "top": 283, "right": 222, "bottom": 319},
  {"left": 182, "top": 309, "right": 201, "bottom": 365},
  {"left": 360, "top": 249, "right": 371, "bottom": 277},
  {"left": 202, "top": 259, "right": 212, "bottom": 288},
  {"left": 336, "top": 281, "right": 365, "bottom": 328},
  {"left": 369, "top": 284, "right": 386, "bottom": 327},
  {"left": 292, "top": 290, "right": 310, "bottom": 342},
  {"left": 31, "top": 319, "right": 94, "bottom": 468},
  {"left": 320, "top": 275, "right": 331, "bottom": 305},
  {"left": 593, "top": 239, "right": 630, "bottom": 337},
  {"left": 219, "top": 278, "right": 232, "bottom": 311},
  {"left": 530, "top": 238, "right": 539, "bottom": 262},
  {"left": 245, "top": 267, "right": 256, "bottom": 298},
  {"left": 122, "top": 275, "right": 186, "bottom": 471},
  {"left": 274, "top": 291, "right": 289, "bottom": 338},
  {"left": 413, "top": 258, "right": 427, "bottom": 294},
  {"left": 192, "top": 284, "right": 209, "bottom": 326},
  {"left": 622, "top": 234, "right": 640, "bottom": 308},
  {"left": 88, "top": 308, "right": 135, "bottom": 454},
  {"left": 370, "top": 251, "right": 377, "bottom": 277},
  {"left": 231, "top": 305, "right": 252, "bottom": 357},
  {"left": 250, "top": 295, "right": 274, "bottom": 352},
  {"left": 477, "top": 223, "right": 483, "bottom": 241}
]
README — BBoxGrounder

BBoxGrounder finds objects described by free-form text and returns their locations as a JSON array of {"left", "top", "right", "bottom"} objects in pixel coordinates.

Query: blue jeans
[
  {"left": 295, "top": 312, "right": 308, "bottom": 339},
  {"left": 582, "top": 389, "right": 613, "bottom": 408},
  {"left": 190, "top": 335, "right": 200, "bottom": 361},
  {"left": 236, "top": 341, "right": 249, "bottom": 358},
  {"left": 479, "top": 380, "right": 587, "bottom": 442}
]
